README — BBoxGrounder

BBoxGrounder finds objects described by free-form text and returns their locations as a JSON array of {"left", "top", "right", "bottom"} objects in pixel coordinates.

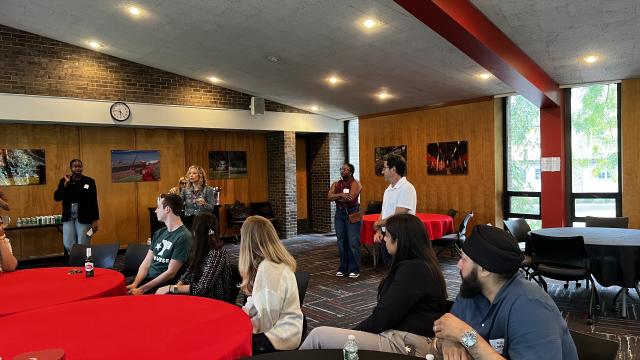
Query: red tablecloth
[
  {"left": 0, "top": 295, "right": 252, "bottom": 360},
  {"left": 0, "top": 267, "right": 126, "bottom": 317},
  {"left": 360, "top": 213, "right": 455, "bottom": 245}
]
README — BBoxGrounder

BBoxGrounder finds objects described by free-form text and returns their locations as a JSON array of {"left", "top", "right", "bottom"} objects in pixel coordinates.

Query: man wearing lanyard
[{"left": 373, "top": 155, "right": 416, "bottom": 265}]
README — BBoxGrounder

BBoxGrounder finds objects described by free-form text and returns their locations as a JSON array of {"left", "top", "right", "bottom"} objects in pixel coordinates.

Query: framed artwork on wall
[
  {"left": 0, "top": 149, "right": 46, "bottom": 185},
  {"left": 111, "top": 150, "right": 160, "bottom": 182},
  {"left": 426, "top": 141, "right": 468, "bottom": 175},
  {"left": 209, "top": 151, "right": 248, "bottom": 179},
  {"left": 375, "top": 145, "right": 407, "bottom": 176}
]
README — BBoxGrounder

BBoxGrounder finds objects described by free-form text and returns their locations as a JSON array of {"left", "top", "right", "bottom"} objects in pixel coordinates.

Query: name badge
[
  {"left": 489, "top": 338, "right": 505, "bottom": 354},
  {"left": 84, "top": 184, "right": 90, "bottom": 190},
  {"left": 342, "top": 188, "right": 350, "bottom": 194}
]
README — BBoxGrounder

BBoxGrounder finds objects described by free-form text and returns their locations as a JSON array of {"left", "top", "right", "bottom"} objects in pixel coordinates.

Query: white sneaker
[
  {"left": 336, "top": 271, "right": 345, "bottom": 277},
  {"left": 349, "top": 272, "right": 360, "bottom": 278}
]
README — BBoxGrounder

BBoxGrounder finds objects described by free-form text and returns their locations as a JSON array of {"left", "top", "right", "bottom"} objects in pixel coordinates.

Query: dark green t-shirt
[{"left": 148, "top": 225, "right": 192, "bottom": 279}]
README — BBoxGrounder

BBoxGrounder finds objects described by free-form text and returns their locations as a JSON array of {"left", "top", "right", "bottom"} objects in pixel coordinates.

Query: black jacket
[
  {"left": 354, "top": 259, "right": 447, "bottom": 337},
  {"left": 54, "top": 175, "right": 99, "bottom": 224}
]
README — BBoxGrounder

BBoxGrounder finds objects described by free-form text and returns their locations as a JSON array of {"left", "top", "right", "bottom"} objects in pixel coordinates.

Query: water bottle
[{"left": 343, "top": 334, "right": 358, "bottom": 360}]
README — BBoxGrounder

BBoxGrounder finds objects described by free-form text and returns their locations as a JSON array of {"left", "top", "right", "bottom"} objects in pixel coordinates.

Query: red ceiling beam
[{"left": 394, "top": 0, "right": 560, "bottom": 108}]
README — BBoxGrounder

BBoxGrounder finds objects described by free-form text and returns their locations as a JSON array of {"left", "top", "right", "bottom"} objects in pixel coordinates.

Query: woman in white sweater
[{"left": 239, "top": 215, "right": 303, "bottom": 354}]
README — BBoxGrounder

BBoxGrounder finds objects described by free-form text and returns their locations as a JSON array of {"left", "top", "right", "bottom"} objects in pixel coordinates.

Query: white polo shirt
[{"left": 380, "top": 177, "right": 417, "bottom": 221}]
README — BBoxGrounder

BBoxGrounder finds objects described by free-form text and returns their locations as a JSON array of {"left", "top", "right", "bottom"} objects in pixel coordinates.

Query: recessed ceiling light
[
  {"left": 327, "top": 76, "right": 342, "bottom": 85},
  {"left": 267, "top": 56, "right": 280, "bottom": 63},
  {"left": 583, "top": 55, "right": 599, "bottom": 64},
  {"left": 310, "top": 106, "right": 320, "bottom": 111},
  {"left": 208, "top": 76, "right": 222, "bottom": 83},
  {"left": 376, "top": 90, "right": 392, "bottom": 100},
  {"left": 128, "top": 6, "right": 142, "bottom": 16},
  {"left": 476, "top": 73, "right": 492, "bottom": 80},
  {"left": 88, "top": 41, "right": 103, "bottom": 49},
  {"left": 363, "top": 18, "right": 377, "bottom": 28}
]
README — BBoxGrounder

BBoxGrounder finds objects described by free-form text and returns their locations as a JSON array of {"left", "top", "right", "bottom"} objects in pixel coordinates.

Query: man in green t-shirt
[{"left": 127, "top": 194, "right": 192, "bottom": 295}]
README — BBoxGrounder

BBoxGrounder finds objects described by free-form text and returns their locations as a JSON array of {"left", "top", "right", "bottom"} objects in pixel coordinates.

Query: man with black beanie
[{"left": 431, "top": 225, "right": 578, "bottom": 359}]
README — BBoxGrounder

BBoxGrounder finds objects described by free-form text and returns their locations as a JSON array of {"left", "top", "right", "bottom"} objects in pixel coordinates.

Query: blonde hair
[
  {"left": 186, "top": 165, "right": 206, "bottom": 191},
  {"left": 238, "top": 215, "right": 296, "bottom": 294}
]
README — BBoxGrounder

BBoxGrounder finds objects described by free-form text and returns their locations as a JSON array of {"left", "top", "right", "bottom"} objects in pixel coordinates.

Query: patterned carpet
[{"left": 20, "top": 233, "right": 640, "bottom": 359}]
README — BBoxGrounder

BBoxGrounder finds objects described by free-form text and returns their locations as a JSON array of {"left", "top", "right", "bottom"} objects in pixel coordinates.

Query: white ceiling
[{"left": 0, "top": 0, "right": 638, "bottom": 120}]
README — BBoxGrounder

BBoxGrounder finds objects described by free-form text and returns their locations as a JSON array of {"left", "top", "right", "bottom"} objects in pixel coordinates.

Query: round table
[
  {"left": 248, "top": 349, "right": 417, "bottom": 359},
  {"left": 0, "top": 295, "right": 252, "bottom": 359},
  {"left": 360, "top": 213, "right": 454, "bottom": 245},
  {"left": 0, "top": 267, "right": 126, "bottom": 317}
]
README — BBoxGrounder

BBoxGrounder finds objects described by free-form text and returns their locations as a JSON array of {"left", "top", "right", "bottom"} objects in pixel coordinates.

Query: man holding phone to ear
[{"left": 54, "top": 159, "right": 99, "bottom": 255}]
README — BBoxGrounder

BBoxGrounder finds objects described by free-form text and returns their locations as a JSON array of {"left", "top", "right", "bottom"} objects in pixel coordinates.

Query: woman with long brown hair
[
  {"left": 301, "top": 214, "right": 448, "bottom": 358},
  {"left": 239, "top": 216, "right": 303, "bottom": 354},
  {"left": 155, "top": 212, "right": 231, "bottom": 300},
  {"left": 180, "top": 165, "right": 216, "bottom": 229}
]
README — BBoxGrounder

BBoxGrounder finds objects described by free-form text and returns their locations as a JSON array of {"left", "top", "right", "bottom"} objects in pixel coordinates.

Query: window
[
  {"left": 504, "top": 95, "right": 541, "bottom": 229},
  {"left": 568, "top": 83, "right": 621, "bottom": 225}
]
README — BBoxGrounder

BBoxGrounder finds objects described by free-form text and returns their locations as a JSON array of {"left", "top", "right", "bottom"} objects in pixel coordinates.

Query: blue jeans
[
  {"left": 63, "top": 217, "right": 92, "bottom": 252},
  {"left": 335, "top": 206, "right": 361, "bottom": 274}
]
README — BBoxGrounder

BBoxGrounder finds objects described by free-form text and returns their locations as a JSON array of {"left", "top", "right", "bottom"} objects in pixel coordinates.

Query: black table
[
  {"left": 247, "top": 349, "right": 417, "bottom": 359},
  {"left": 5, "top": 223, "right": 62, "bottom": 232},
  {"left": 531, "top": 227, "right": 640, "bottom": 318}
]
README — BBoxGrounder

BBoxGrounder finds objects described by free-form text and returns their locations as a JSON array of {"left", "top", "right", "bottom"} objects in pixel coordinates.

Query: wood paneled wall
[
  {"left": 622, "top": 79, "right": 640, "bottom": 229},
  {"left": 359, "top": 99, "right": 504, "bottom": 231},
  {"left": 0, "top": 124, "right": 268, "bottom": 259},
  {"left": 296, "top": 138, "right": 308, "bottom": 220}
]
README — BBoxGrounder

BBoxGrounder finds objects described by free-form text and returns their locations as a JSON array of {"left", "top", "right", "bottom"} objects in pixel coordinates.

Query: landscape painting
[
  {"left": 0, "top": 149, "right": 46, "bottom": 185},
  {"left": 374, "top": 145, "right": 407, "bottom": 176},
  {"left": 209, "top": 151, "right": 248, "bottom": 179},
  {"left": 111, "top": 150, "right": 160, "bottom": 182}
]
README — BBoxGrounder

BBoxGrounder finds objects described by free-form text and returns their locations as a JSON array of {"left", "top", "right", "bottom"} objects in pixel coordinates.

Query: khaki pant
[{"left": 299, "top": 326, "right": 439, "bottom": 358}]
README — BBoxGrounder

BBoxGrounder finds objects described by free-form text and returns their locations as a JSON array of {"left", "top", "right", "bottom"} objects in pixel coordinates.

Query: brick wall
[
  {"left": 309, "top": 133, "right": 345, "bottom": 232},
  {"left": 267, "top": 131, "right": 298, "bottom": 238},
  {"left": 0, "top": 24, "right": 305, "bottom": 113}
]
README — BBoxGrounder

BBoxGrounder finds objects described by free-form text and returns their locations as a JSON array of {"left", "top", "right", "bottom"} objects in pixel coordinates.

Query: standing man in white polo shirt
[{"left": 373, "top": 155, "right": 417, "bottom": 265}]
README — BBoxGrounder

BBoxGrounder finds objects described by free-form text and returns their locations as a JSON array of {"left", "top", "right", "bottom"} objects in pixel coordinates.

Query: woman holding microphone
[{"left": 180, "top": 165, "right": 215, "bottom": 230}]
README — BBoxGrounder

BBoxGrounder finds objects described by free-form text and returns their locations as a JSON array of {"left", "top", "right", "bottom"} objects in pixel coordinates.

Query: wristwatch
[
  {"left": 460, "top": 329, "right": 478, "bottom": 349},
  {"left": 171, "top": 285, "right": 179, "bottom": 294}
]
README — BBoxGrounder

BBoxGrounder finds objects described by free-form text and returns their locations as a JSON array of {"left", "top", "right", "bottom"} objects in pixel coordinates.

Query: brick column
[
  {"left": 266, "top": 131, "right": 297, "bottom": 238},
  {"left": 309, "top": 133, "right": 345, "bottom": 232}
]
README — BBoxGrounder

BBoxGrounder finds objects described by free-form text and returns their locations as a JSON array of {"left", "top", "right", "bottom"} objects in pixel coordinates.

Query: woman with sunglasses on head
[
  {"left": 156, "top": 212, "right": 232, "bottom": 301},
  {"left": 301, "top": 214, "right": 448, "bottom": 358},
  {"left": 1, "top": 215, "right": 18, "bottom": 272},
  {"left": 180, "top": 165, "right": 216, "bottom": 230},
  {"left": 239, "top": 216, "right": 303, "bottom": 354}
]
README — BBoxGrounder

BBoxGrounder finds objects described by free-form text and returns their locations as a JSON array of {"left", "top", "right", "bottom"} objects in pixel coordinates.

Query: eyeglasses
[{"left": 179, "top": 182, "right": 188, "bottom": 186}]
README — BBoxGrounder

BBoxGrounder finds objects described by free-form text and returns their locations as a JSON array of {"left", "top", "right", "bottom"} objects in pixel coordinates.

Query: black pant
[{"left": 252, "top": 333, "right": 276, "bottom": 354}]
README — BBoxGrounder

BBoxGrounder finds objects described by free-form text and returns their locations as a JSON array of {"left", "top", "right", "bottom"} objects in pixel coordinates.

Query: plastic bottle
[{"left": 343, "top": 334, "right": 358, "bottom": 360}]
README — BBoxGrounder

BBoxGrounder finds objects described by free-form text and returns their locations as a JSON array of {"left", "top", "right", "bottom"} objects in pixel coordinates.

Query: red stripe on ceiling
[{"left": 394, "top": 0, "right": 561, "bottom": 108}]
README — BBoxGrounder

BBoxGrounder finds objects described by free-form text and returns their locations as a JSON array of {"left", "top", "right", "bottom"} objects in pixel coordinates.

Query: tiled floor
[{"left": 21, "top": 233, "right": 640, "bottom": 359}]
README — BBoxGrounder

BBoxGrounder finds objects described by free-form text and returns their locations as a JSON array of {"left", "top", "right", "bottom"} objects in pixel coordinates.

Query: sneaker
[
  {"left": 349, "top": 272, "right": 360, "bottom": 278},
  {"left": 336, "top": 271, "right": 345, "bottom": 277}
]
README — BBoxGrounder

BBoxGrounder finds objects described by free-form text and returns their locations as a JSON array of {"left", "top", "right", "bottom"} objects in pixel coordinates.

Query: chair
[
  {"left": 364, "top": 200, "right": 382, "bottom": 215},
  {"left": 224, "top": 201, "right": 250, "bottom": 242},
  {"left": 432, "top": 211, "right": 474, "bottom": 256},
  {"left": 570, "top": 330, "right": 619, "bottom": 360},
  {"left": 228, "top": 263, "right": 242, "bottom": 305},
  {"left": 445, "top": 208, "right": 458, "bottom": 220},
  {"left": 295, "top": 271, "right": 311, "bottom": 344},
  {"left": 502, "top": 218, "right": 534, "bottom": 279},
  {"left": 585, "top": 216, "right": 629, "bottom": 228},
  {"left": 92, "top": 243, "right": 120, "bottom": 269},
  {"left": 69, "top": 243, "right": 120, "bottom": 269},
  {"left": 68, "top": 244, "right": 88, "bottom": 266},
  {"left": 123, "top": 243, "right": 150, "bottom": 277},
  {"left": 530, "top": 233, "right": 600, "bottom": 324}
]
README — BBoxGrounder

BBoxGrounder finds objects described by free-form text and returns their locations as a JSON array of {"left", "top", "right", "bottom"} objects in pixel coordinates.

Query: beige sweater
[{"left": 242, "top": 260, "right": 303, "bottom": 350}]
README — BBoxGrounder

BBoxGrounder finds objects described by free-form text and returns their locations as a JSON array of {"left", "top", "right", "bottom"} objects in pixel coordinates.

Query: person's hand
[
  {"left": 168, "top": 187, "right": 178, "bottom": 195},
  {"left": 434, "top": 313, "right": 472, "bottom": 343},
  {"left": 128, "top": 287, "right": 146, "bottom": 296},
  {"left": 155, "top": 286, "right": 171, "bottom": 295},
  {"left": 91, "top": 220, "right": 99, "bottom": 234},
  {"left": 63, "top": 174, "right": 71, "bottom": 186},
  {"left": 196, "top": 197, "right": 206, "bottom": 206},
  {"left": 344, "top": 193, "right": 353, "bottom": 201},
  {"left": 373, "top": 230, "right": 384, "bottom": 244},
  {"left": 126, "top": 283, "right": 138, "bottom": 291},
  {"left": 441, "top": 339, "right": 472, "bottom": 360}
]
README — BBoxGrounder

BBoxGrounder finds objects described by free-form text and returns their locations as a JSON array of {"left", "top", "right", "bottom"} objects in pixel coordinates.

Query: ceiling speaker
[{"left": 250, "top": 97, "right": 265, "bottom": 115}]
